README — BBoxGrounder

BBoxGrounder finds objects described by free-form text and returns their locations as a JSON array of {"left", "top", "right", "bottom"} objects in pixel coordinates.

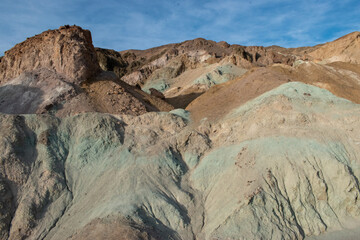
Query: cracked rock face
[
  {"left": 1, "top": 83, "right": 360, "bottom": 239},
  {"left": 0, "top": 25, "right": 100, "bottom": 84}
]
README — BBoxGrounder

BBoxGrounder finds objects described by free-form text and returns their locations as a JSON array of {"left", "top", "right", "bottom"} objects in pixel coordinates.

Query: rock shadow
[
  {"left": 1, "top": 115, "right": 38, "bottom": 238},
  {"left": 0, "top": 84, "right": 44, "bottom": 114},
  {"left": 166, "top": 92, "right": 204, "bottom": 109}
]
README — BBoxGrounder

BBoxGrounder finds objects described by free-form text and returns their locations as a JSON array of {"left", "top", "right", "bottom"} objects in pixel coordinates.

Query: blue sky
[{"left": 0, "top": 0, "right": 359, "bottom": 55}]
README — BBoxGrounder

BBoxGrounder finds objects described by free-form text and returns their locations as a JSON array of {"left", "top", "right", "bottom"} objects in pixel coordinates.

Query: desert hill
[
  {"left": 96, "top": 31, "right": 360, "bottom": 118},
  {"left": 0, "top": 26, "right": 360, "bottom": 239},
  {"left": 309, "top": 31, "right": 360, "bottom": 64},
  {"left": 0, "top": 25, "right": 173, "bottom": 117}
]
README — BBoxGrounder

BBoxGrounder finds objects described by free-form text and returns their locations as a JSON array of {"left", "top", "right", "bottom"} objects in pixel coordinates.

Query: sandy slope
[
  {"left": 309, "top": 31, "right": 360, "bottom": 64},
  {"left": 187, "top": 60, "right": 360, "bottom": 123}
]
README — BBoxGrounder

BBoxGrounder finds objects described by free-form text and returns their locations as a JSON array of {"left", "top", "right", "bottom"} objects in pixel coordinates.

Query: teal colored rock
[{"left": 2, "top": 82, "right": 360, "bottom": 239}]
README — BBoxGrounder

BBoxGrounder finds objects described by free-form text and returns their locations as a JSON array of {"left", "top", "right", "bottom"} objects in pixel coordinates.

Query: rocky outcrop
[
  {"left": 96, "top": 48, "right": 128, "bottom": 79},
  {"left": 111, "top": 38, "right": 295, "bottom": 90},
  {"left": 102, "top": 38, "right": 296, "bottom": 111},
  {"left": 0, "top": 25, "right": 100, "bottom": 84},
  {"left": 0, "top": 26, "right": 173, "bottom": 116}
]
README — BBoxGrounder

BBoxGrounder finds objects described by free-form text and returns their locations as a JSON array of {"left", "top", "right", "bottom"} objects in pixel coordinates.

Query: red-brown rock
[{"left": 0, "top": 25, "right": 100, "bottom": 84}]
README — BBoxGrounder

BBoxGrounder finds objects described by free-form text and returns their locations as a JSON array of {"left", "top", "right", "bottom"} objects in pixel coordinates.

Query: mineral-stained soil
[
  {"left": 185, "top": 32, "right": 360, "bottom": 123},
  {"left": 2, "top": 83, "right": 360, "bottom": 239},
  {"left": 1, "top": 26, "right": 360, "bottom": 240},
  {"left": 186, "top": 60, "right": 360, "bottom": 122}
]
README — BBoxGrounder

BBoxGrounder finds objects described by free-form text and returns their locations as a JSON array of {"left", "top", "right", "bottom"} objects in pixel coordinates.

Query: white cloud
[{"left": 0, "top": 0, "right": 359, "bottom": 54}]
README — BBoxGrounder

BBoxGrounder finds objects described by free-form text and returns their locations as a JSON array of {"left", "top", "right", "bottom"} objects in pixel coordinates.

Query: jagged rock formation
[
  {"left": 0, "top": 26, "right": 173, "bottom": 116},
  {"left": 96, "top": 38, "right": 296, "bottom": 108},
  {"left": 0, "top": 25, "right": 100, "bottom": 84},
  {"left": 96, "top": 33, "right": 359, "bottom": 112},
  {"left": 96, "top": 48, "right": 129, "bottom": 79},
  {"left": 1, "top": 26, "right": 360, "bottom": 240}
]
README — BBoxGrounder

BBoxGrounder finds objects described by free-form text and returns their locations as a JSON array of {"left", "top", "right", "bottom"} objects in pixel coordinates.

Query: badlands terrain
[{"left": 1, "top": 25, "right": 360, "bottom": 239}]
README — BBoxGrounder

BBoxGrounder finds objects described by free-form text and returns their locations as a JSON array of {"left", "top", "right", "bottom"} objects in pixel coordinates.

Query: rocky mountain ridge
[
  {"left": 0, "top": 25, "right": 173, "bottom": 117},
  {"left": 1, "top": 26, "right": 360, "bottom": 240},
  {"left": 96, "top": 31, "right": 360, "bottom": 113}
]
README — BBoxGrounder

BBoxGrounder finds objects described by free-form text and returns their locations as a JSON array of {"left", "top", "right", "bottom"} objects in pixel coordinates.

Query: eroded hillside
[
  {"left": 1, "top": 26, "right": 360, "bottom": 240},
  {"left": 0, "top": 25, "right": 173, "bottom": 117}
]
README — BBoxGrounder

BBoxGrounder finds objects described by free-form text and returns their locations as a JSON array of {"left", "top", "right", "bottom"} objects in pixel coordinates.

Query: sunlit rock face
[{"left": 0, "top": 26, "right": 173, "bottom": 117}]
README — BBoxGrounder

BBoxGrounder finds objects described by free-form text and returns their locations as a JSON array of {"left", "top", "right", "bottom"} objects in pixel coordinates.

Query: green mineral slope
[{"left": 1, "top": 82, "right": 360, "bottom": 239}]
